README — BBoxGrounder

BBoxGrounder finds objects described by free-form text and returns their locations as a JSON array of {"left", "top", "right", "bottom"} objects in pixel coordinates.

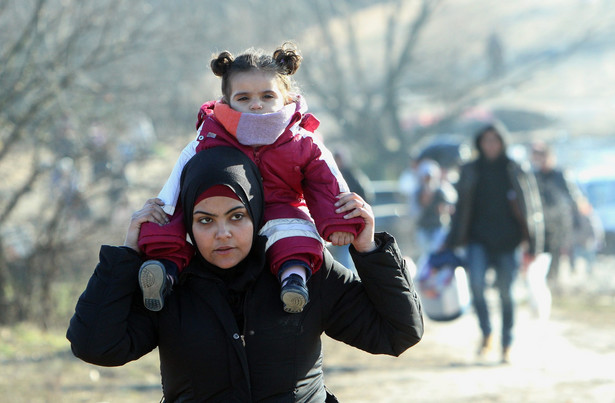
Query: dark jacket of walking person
[
  {"left": 66, "top": 147, "right": 424, "bottom": 402},
  {"left": 444, "top": 124, "right": 543, "bottom": 363}
]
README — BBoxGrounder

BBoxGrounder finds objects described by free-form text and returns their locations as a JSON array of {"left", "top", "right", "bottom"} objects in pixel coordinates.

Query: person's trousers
[{"left": 466, "top": 243, "right": 519, "bottom": 348}]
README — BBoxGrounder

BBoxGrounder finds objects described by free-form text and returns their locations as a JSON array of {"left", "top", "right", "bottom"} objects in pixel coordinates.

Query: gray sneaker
[{"left": 139, "top": 260, "right": 169, "bottom": 312}]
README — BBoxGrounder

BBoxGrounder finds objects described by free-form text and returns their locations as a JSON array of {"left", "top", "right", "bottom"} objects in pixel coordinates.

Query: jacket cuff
[{"left": 349, "top": 232, "right": 391, "bottom": 257}]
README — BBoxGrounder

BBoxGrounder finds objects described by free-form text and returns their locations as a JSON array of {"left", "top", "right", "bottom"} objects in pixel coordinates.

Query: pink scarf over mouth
[{"left": 213, "top": 97, "right": 307, "bottom": 147}]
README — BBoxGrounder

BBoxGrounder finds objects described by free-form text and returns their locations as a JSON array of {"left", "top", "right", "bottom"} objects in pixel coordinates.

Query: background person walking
[
  {"left": 443, "top": 123, "right": 544, "bottom": 363},
  {"left": 530, "top": 141, "right": 581, "bottom": 290},
  {"left": 413, "top": 159, "right": 457, "bottom": 257}
]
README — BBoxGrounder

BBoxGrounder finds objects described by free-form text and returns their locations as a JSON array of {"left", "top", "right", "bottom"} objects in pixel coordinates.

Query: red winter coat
[{"left": 139, "top": 99, "right": 364, "bottom": 275}]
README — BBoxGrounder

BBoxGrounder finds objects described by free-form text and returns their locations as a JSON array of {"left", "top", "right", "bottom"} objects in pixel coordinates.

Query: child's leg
[
  {"left": 138, "top": 207, "right": 194, "bottom": 270},
  {"left": 278, "top": 260, "right": 311, "bottom": 313},
  {"left": 259, "top": 218, "right": 324, "bottom": 277},
  {"left": 258, "top": 212, "right": 324, "bottom": 313},
  {"left": 266, "top": 234, "right": 322, "bottom": 313},
  {"left": 279, "top": 260, "right": 310, "bottom": 283},
  {"left": 137, "top": 208, "right": 193, "bottom": 311}
]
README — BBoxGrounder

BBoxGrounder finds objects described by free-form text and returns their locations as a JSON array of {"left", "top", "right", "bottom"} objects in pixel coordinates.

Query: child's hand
[
  {"left": 334, "top": 192, "right": 376, "bottom": 253},
  {"left": 124, "top": 198, "right": 169, "bottom": 253},
  {"left": 329, "top": 231, "right": 355, "bottom": 246}
]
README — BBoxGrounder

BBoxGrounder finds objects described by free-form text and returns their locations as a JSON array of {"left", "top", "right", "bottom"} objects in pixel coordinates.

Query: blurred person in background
[
  {"left": 399, "top": 154, "right": 422, "bottom": 260},
  {"left": 413, "top": 159, "right": 457, "bottom": 259},
  {"left": 50, "top": 157, "right": 90, "bottom": 220},
  {"left": 399, "top": 154, "right": 421, "bottom": 221},
  {"left": 333, "top": 147, "right": 374, "bottom": 204},
  {"left": 486, "top": 31, "right": 505, "bottom": 79},
  {"left": 330, "top": 147, "right": 374, "bottom": 270},
  {"left": 443, "top": 123, "right": 544, "bottom": 363},
  {"left": 530, "top": 141, "right": 580, "bottom": 290},
  {"left": 571, "top": 195, "right": 604, "bottom": 274}
]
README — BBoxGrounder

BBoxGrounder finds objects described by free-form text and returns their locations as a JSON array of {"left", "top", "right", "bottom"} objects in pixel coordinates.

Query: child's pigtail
[
  {"left": 273, "top": 42, "right": 302, "bottom": 75},
  {"left": 211, "top": 51, "right": 234, "bottom": 77}
]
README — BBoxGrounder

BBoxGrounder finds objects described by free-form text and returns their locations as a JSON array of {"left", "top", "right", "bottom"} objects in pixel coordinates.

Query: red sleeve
[{"left": 301, "top": 137, "right": 365, "bottom": 241}]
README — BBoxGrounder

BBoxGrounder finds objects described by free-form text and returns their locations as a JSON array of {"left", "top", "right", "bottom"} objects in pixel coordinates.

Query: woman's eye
[
  {"left": 231, "top": 212, "right": 245, "bottom": 221},
  {"left": 198, "top": 217, "right": 212, "bottom": 224},
  {"left": 263, "top": 94, "right": 274, "bottom": 100}
]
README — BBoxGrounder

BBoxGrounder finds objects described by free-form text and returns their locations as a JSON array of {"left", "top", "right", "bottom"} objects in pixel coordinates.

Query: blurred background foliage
[{"left": 1, "top": 0, "right": 613, "bottom": 327}]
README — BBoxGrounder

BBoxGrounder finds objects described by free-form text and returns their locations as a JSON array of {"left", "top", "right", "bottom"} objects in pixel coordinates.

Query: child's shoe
[
  {"left": 139, "top": 260, "right": 170, "bottom": 311},
  {"left": 280, "top": 273, "right": 309, "bottom": 313}
]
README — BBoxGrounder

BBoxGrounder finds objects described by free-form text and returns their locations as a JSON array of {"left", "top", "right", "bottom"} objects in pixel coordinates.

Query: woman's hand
[
  {"left": 124, "top": 198, "right": 169, "bottom": 253},
  {"left": 335, "top": 192, "right": 377, "bottom": 253}
]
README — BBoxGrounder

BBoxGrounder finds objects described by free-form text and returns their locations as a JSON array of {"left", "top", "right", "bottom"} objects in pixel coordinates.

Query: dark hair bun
[
  {"left": 273, "top": 42, "right": 302, "bottom": 75},
  {"left": 211, "top": 51, "right": 234, "bottom": 77}
]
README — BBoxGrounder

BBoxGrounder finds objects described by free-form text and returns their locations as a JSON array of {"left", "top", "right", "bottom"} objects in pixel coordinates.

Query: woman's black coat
[{"left": 67, "top": 232, "right": 423, "bottom": 402}]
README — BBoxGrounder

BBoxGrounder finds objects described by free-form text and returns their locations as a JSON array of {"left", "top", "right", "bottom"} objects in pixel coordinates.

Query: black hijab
[
  {"left": 179, "top": 147, "right": 266, "bottom": 297},
  {"left": 180, "top": 147, "right": 266, "bottom": 329},
  {"left": 179, "top": 147, "right": 264, "bottom": 244}
]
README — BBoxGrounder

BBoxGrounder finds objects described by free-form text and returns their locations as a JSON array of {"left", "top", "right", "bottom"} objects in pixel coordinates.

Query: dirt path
[
  {"left": 322, "top": 261, "right": 615, "bottom": 403},
  {"left": 323, "top": 305, "right": 615, "bottom": 402}
]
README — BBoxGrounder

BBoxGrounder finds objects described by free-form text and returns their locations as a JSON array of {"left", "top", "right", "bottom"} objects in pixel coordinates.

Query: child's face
[{"left": 229, "top": 70, "right": 287, "bottom": 114}]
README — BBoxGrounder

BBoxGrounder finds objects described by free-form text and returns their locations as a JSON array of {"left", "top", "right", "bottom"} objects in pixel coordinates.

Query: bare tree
[
  {"left": 1, "top": 0, "right": 610, "bottom": 327},
  {"left": 270, "top": 0, "right": 611, "bottom": 178},
  {"left": 0, "top": 0, "right": 312, "bottom": 326},
  {"left": 0, "top": 0, "right": 186, "bottom": 325},
  {"left": 276, "top": 0, "right": 443, "bottom": 177}
]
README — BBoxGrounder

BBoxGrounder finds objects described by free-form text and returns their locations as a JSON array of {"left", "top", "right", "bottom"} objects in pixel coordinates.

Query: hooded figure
[
  {"left": 443, "top": 122, "right": 543, "bottom": 363},
  {"left": 445, "top": 123, "right": 543, "bottom": 254}
]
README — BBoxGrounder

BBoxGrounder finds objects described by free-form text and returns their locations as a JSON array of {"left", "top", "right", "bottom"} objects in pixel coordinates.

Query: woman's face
[
  {"left": 229, "top": 70, "right": 287, "bottom": 114},
  {"left": 479, "top": 130, "right": 504, "bottom": 160},
  {"left": 192, "top": 196, "right": 254, "bottom": 269}
]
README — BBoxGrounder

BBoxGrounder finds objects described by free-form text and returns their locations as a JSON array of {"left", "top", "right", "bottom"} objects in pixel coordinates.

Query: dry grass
[{"left": 0, "top": 324, "right": 163, "bottom": 403}]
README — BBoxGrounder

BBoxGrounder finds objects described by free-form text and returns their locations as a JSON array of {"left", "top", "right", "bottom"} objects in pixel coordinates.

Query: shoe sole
[
  {"left": 281, "top": 290, "right": 307, "bottom": 313},
  {"left": 139, "top": 262, "right": 166, "bottom": 311}
]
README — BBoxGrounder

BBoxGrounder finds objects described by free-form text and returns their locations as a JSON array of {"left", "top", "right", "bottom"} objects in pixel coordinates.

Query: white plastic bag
[{"left": 416, "top": 251, "right": 470, "bottom": 321}]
